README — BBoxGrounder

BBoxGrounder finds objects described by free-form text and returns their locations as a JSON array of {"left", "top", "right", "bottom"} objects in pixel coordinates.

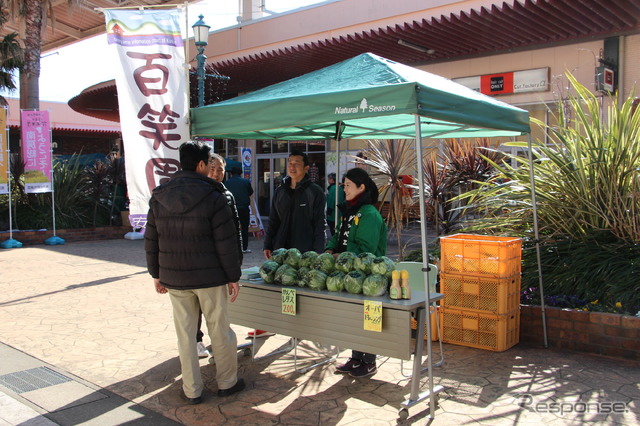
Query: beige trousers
[{"left": 168, "top": 285, "right": 238, "bottom": 398}]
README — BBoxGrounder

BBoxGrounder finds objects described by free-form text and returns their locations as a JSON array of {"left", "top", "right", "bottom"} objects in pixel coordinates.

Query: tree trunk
[{"left": 19, "top": 0, "right": 43, "bottom": 111}]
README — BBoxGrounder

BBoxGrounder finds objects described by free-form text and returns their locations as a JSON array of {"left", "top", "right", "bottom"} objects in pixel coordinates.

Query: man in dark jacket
[
  {"left": 145, "top": 141, "right": 245, "bottom": 404},
  {"left": 225, "top": 166, "right": 254, "bottom": 253},
  {"left": 263, "top": 150, "right": 326, "bottom": 258}
]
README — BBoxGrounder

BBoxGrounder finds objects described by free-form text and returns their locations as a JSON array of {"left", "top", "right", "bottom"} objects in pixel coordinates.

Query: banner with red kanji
[{"left": 105, "top": 8, "right": 189, "bottom": 230}]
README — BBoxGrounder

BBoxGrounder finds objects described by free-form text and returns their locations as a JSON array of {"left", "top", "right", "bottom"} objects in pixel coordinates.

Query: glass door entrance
[{"left": 256, "top": 155, "right": 288, "bottom": 217}]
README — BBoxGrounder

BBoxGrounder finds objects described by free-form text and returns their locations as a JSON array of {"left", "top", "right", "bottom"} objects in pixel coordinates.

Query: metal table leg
[{"left": 400, "top": 307, "right": 444, "bottom": 420}]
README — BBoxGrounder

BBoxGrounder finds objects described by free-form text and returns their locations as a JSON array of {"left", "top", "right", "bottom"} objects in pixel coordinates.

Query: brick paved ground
[{"left": 0, "top": 236, "right": 638, "bottom": 425}]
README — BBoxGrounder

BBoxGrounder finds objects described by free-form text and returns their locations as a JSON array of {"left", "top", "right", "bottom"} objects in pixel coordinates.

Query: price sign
[
  {"left": 363, "top": 300, "right": 382, "bottom": 332},
  {"left": 281, "top": 288, "right": 296, "bottom": 316}
]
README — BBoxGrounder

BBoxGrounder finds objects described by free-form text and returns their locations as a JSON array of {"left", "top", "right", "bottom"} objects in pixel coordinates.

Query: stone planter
[{"left": 520, "top": 304, "right": 640, "bottom": 361}]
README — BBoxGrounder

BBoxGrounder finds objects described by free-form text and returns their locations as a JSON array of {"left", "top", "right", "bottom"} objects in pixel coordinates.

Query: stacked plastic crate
[{"left": 438, "top": 234, "right": 522, "bottom": 352}]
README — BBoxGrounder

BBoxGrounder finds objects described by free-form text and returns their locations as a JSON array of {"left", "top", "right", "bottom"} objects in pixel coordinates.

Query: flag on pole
[
  {"left": 21, "top": 110, "right": 52, "bottom": 194},
  {"left": 0, "top": 108, "right": 8, "bottom": 194},
  {"left": 104, "top": 8, "right": 189, "bottom": 230}
]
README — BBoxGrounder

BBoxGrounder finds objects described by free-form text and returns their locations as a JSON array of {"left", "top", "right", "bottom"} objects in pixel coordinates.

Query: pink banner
[
  {"left": 21, "top": 110, "right": 52, "bottom": 193},
  {"left": 0, "top": 108, "right": 8, "bottom": 194}
]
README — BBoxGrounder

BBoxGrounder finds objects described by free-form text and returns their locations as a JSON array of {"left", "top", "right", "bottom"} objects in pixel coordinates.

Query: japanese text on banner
[
  {"left": 20, "top": 110, "right": 52, "bottom": 194},
  {"left": 104, "top": 8, "right": 188, "bottom": 229},
  {"left": 0, "top": 108, "right": 8, "bottom": 194}
]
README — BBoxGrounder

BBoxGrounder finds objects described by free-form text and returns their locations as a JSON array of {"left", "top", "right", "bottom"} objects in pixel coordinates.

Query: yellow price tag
[
  {"left": 281, "top": 288, "right": 296, "bottom": 316},
  {"left": 363, "top": 300, "right": 382, "bottom": 332}
]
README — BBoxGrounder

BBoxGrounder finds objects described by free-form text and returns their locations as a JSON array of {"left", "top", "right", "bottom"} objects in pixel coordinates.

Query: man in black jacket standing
[
  {"left": 145, "top": 141, "right": 245, "bottom": 404},
  {"left": 263, "top": 150, "right": 326, "bottom": 258}
]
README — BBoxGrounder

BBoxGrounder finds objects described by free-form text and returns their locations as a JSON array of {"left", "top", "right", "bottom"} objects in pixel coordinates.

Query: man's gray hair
[{"left": 210, "top": 152, "right": 226, "bottom": 166}]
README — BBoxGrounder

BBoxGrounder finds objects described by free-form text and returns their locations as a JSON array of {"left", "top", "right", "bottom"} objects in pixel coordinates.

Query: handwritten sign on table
[
  {"left": 281, "top": 288, "right": 296, "bottom": 315},
  {"left": 363, "top": 300, "right": 382, "bottom": 332}
]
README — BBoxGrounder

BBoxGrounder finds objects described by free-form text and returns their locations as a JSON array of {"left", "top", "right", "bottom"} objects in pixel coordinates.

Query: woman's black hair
[{"left": 344, "top": 167, "right": 378, "bottom": 204}]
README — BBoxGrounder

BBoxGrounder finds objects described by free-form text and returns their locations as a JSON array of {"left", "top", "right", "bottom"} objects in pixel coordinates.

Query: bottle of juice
[
  {"left": 390, "top": 270, "right": 401, "bottom": 299},
  {"left": 401, "top": 269, "right": 411, "bottom": 299}
]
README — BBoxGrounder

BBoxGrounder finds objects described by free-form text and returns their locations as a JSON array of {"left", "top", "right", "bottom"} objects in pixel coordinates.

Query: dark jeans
[
  {"left": 237, "top": 207, "right": 250, "bottom": 251},
  {"left": 352, "top": 350, "right": 376, "bottom": 364}
]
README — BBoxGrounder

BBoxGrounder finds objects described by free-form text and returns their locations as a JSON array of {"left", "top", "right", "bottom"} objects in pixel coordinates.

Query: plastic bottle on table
[
  {"left": 401, "top": 269, "right": 411, "bottom": 299},
  {"left": 390, "top": 270, "right": 401, "bottom": 299}
]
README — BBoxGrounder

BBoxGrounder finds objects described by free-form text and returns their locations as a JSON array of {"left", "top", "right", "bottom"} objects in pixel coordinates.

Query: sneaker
[
  {"left": 349, "top": 362, "right": 377, "bottom": 378},
  {"left": 335, "top": 358, "right": 361, "bottom": 373},
  {"left": 242, "top": 249, "right": 252, "bottom": 253},
  {"left": 197, "top": 342, "right": 210, "bottom": 358},
  {"left": 246, "top": 329, "right": 274, "bottom": 338}
]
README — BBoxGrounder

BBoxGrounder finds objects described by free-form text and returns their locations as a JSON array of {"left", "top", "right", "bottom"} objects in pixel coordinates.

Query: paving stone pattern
[{"left": 0, "top": 236, "right": 638, "bottom": 425}]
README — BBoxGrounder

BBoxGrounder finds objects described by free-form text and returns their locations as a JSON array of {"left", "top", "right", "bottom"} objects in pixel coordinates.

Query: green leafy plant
[
  {"left": 420, "top": 138, "right": 503, "bottom": 235},
  {"left": 457, "top": 73, "right": 640, "bottom": 311}
]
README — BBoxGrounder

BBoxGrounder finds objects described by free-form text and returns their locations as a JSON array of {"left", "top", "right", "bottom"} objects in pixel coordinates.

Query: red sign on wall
[{"left": 480, "top": 72, "right": 515, "bottom": 95}]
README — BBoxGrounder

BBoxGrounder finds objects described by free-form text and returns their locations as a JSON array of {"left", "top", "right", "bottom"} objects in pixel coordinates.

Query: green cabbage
[
  {"left": 326, "top": 271, "right": 345, "bottom": 292},
  {"left": 363, "top": 273, "right": 388, "bottom": 297},
  {"left": 274, "top": 264, "right": 296, "bottom": 285},
  {"left": 285, "top": 248, "right": 302, "bottom": 268},
  {"left": 335, "top": 251, "right": 357, "bottom": 273},
  {"left": 280, "top": 267, "right": 299, "bottom": 286},
  {"left": 354, "top": 252, "right": 376, "bottom": 274},
  {"left": 297, "top": 266, "right": 310, "bottom": 283},
  {"left": 371, "top": 256, "right": 395, "bottom": 279},
  {"left": 299, "top": 251, "right": 319, "bottom": 268},
  {"left": 270, "top": 248, "right": 288, "bottom": 264},
  {"left": 344, "top": 270, "right": 366, "bottom": 294},
  {"left": 314, "top": 252, "right": 335, "bottom": 274},
  {"left": 259, "top": 260, "right": 280, "bottom": 284},
  {"left": 305, "top": 269, "right": 328, "bottom": 291}
]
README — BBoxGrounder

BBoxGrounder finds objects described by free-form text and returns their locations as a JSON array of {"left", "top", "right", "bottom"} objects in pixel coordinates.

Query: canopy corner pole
[
  {"left": 527, "top": 133, "right": 548, "bottom": 348},
  {"left": 413, "top": 114, "right": 437, "bottom": 418},
  {"left": 333, "top": 121, "right": 344, "bottom": 226}
]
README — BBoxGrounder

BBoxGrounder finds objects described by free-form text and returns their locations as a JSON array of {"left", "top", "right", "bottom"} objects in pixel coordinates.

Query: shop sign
[{"left": 453, "top": 67, "right": 549, "bottom": 96}]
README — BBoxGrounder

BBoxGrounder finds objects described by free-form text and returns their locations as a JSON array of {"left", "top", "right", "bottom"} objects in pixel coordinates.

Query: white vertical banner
[{"left": 104, "top": 8, "right": 189, "bottom": 230}]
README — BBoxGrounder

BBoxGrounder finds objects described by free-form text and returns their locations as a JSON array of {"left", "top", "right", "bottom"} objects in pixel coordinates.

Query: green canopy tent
[{"left": 191, "top": 53, "right": 542, "bottom": 419}]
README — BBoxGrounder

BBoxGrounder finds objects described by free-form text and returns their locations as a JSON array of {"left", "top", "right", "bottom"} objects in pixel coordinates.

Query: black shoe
[
  {"left": 335, "top": 358, "right": 361, "bottom": 373},
  {"left": 217, "top": 378, "right": 245, "bottom": 397},
  {"left": 181, "top": 391, "right": 202, "bottom": 405},
  {"left": 349, "top": 362, "right": 377, "bottom": 378}
]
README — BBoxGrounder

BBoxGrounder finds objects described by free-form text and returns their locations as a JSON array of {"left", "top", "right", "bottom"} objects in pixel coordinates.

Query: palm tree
[
  {"left": 0, "top": 8, "right": 24, "bottom": 105},
  {"left": 2, "top": 0, "right": 69, "bottom": 109}
]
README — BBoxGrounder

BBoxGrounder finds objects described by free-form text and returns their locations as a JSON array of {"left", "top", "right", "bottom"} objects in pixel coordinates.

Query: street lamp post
[{"left": 192, "top": 15, "right": 211, "bottom": 107}]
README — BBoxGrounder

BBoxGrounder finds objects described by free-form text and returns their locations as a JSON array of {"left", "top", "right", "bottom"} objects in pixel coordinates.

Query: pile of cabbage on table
[{"left": 259, "top": 248, "right": 395, "bottom": 297}]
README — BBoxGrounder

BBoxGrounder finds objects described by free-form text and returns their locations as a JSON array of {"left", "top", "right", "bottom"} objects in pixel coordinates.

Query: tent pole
[
  {"left": 333, "top": 121, "right": 344, "bottom": 226},
  {"left": 527, "top": 134, "right": 548, "bottom": 348},
  {"left": 413, "top": 114, "right": 436, "bottom": 417}
]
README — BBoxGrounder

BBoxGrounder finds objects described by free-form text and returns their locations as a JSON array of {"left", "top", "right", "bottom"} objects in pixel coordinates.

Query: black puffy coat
[
  {"left": 263, "top": 174, "right": 326, "bottom": 253},
  {"left": 145, "top": 170, "right": 242, "bottom": 290}
]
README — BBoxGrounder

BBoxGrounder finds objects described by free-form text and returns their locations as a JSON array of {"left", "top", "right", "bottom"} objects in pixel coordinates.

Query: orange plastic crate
[
  {"left": 440, "top": 273, "right": 521, "bottom": 315},
  {"left": 410, "top": 306, "right": 440, "bottom": 341},
  {"left": 440, "top": 307, "right": 520, "bottom": 352},
  {"left": 440, "top": 234, "right": 522, "bottom": 277}
]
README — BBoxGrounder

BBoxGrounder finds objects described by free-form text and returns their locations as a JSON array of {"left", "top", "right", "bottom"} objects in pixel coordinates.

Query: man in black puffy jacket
[{"left": 145, "top": 141, "right": 245, "bottom": 404}]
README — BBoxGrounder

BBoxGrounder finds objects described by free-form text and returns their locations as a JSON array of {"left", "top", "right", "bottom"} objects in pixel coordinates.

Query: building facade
[{"left": 70, "top": 0, "right": 640, "bottom": 217}]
